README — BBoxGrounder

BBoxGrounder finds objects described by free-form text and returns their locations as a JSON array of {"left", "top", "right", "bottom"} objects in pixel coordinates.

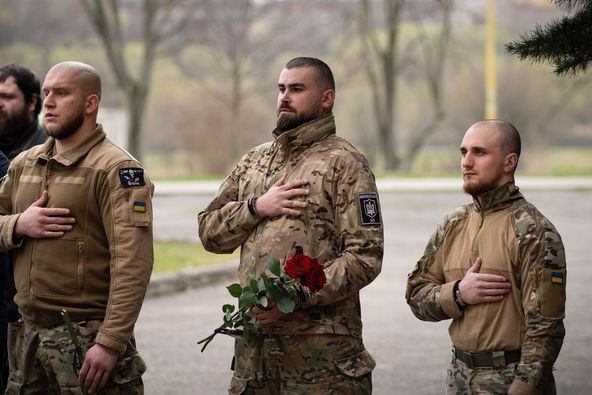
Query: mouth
[
  {"left": 463, "top": 172, "right": 477, "bottom": 177},
  {"left": 278, "top": 107, "right": 294, "bottom": 115}
]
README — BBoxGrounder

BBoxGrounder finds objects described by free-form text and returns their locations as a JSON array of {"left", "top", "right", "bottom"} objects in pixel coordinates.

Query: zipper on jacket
[
  {"left": 77, "top": 241, "right": 85, "bottom": 292},
  {"left": 470, "top": 211, "right": 485, "bottom": 255}
]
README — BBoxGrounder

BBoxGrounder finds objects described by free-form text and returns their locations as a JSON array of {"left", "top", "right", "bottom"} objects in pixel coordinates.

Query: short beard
[
  {"left": 44, "top": 111, "right": 84, "bottom": 141},
  {"left": 276, "top": 107, "right": 321, "bottom": 134},
  {"left": 463, "top": 180, "right": 497, "bottom": 197},
  {"left": 0, "top": 109, "right": 31, "bottom": 144}
]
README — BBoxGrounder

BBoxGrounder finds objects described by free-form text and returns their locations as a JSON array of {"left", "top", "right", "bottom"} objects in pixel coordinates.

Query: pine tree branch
[{"left": 506, "top": 4, "right": 592, "bottom": 75}]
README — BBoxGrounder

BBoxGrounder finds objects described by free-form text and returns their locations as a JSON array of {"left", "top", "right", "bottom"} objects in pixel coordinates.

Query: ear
[
  {"left": 28, "top": 93, "right": 38, "bottom": 114},
  {"left": 504, "top": 153, "right": 518, "bottom": 174},
  {"left": 85, "top": 94, "right": 100, "bottom": 115},
  {"left": 321, "top": 89, "right": 335, "bottom": 111}
]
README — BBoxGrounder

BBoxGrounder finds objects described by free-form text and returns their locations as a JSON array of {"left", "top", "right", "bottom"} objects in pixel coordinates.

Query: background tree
[
  {"left": 79, "top": 0, "right": 198, "bottom": 161},
  {"left": 506, "top": 0, "right": 592, "bottom": 75},
  {"left": 357, "top": 0, "right": 453, "bottom": 171}
]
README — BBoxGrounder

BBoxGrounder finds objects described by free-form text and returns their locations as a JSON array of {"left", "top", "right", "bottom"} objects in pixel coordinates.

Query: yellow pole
[{"left": 485, "top": 0, "right": 497, "bottom": 119}]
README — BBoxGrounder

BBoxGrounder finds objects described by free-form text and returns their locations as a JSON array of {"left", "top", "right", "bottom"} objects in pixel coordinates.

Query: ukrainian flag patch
[
  {"left": 551, "top": 271, "right": 564, "bottom": 284},
  {"left": 133, "top": 201, "right": 146, "bottom": 212}
]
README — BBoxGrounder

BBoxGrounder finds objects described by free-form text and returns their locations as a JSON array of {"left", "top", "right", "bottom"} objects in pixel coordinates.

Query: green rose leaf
[
  {"left": 239, "top": 290, "right": 257, "bottom": 309},
  {"left": 278, "top": 297, "right": 295, "bottom": 314},
  {"left": 226, "top": 283, "right": 242, "bottom": 298},
  {"left": 267, "top": 256, "right": 281, "bottom": 277},
  {"left": 258, "top": 296, "right": 268, "bottom": 309},
  {"left": 222, "top": 304, "right": 235, "bottom": 313}
]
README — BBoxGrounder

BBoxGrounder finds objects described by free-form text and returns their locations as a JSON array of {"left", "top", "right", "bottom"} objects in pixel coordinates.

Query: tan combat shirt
[
  {"left": 0, "top": 124, "right": 154, "bottom": 353},
  {"left": 406, "top": 182, "right": 566, "bottom": 393},
  {"left": 199, "top": 114, "right": 383, "bottom": 338}
]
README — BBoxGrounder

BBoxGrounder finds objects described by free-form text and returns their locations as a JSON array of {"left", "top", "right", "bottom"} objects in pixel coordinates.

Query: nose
[
  {"left": 461, "top": 152, "right": 473, "bottom": 169},
  {"left": 43, "top": 93, "right": 54, "bottom": 109}
]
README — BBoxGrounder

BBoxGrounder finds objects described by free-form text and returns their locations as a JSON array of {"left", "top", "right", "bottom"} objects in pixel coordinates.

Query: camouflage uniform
[
  {"left": 0, "top": 125, "right": 153, "bottom": 394},
  {"left": 6, "top": 319, "right": 145, "bottom": 395},
  {"left": 406, "top": 182, "right": 566, "bottom": 394},
  {"left": 199, "top": 114, "right": 383, "bottom": 394}
]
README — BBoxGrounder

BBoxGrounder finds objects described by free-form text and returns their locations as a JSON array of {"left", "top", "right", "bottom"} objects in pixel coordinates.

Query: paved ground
[{"left": 137, "top": 188, "right": 591, "bottom": 394}]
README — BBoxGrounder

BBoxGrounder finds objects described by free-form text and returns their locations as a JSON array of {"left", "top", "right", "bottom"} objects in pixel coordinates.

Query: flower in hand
[{"left": 198, "top": 246, "right": 326, "bottom": 352}]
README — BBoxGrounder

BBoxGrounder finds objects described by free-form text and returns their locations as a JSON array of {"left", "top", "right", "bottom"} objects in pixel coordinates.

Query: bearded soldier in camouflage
[
  {"left": 199, "top": 57, "right": 383, "bottom": 394},
  {"left": 406, "top": 120, "right": 566, "bottom": 394}
]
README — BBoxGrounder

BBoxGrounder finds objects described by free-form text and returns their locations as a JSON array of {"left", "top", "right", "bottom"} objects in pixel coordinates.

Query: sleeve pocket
[
  {"left": 130, "top": 186, "right": 152, "bottom": 227},
  {"left": 540, "top": 267, "right": 566, "bottom": 318}
]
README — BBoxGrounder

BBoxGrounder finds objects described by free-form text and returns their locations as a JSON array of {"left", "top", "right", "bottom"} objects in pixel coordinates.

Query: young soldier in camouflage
[
  {"left": 0, "top": 62, "right": 153, "bottom": 394},
  {"left": 199, "top": 57, "right": 384, "bottom": 394},
  {"left": 406, "top": 120, "right": 566, "bottom": 394}
]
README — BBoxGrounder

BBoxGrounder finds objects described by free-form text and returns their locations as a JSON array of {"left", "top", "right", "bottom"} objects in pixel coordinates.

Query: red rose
[
  {"left": 284, "top": 253, "right": 312, "bottom": 279},
  {"left": 302, "top": 259, "right": 326, "bottom": 293}
]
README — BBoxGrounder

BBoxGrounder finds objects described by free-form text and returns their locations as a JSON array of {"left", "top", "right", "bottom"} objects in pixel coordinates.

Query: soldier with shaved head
[
  {"left": 406, "top": 120, "right": 566, "bottom": 394},
  {"left": 0, "top": 61, "right": 154, "bottom": 394}
]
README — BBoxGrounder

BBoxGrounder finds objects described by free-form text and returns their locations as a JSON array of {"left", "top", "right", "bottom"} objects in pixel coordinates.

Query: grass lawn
[{"left": 154, "top": 241, "right": 239, "bottom": 273}]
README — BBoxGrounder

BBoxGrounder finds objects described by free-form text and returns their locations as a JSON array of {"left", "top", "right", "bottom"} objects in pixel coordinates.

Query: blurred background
[{"left": 1, "top": 0, "right": 591, "bottom": 181}]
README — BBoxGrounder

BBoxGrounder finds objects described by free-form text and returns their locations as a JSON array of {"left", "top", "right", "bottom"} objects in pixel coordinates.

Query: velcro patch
[
  {"left": 358, "top": 192, "right": 381, "bottom": 225},
  {"left": 133, "top": 201, "right": 146, "bottom": 212},
  {"left": 551, "top": 271, "right": 564, "bottom": 284},
  {"left": 119, "top": 168, "right": 145, "bottom": 188}
]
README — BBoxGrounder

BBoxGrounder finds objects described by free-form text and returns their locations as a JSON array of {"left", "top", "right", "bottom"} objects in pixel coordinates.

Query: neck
[{"left": 54, "top": 123, "right": 95, "bottom": 154}]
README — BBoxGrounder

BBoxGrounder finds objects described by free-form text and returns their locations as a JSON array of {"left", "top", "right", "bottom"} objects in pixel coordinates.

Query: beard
[
  {"left": 44, "top": 110, "right": 84, "bottom": 141},
  {"left": 463, "top": 178, "right": 497, "bottom": 197},
  {"left": 276, "top": 104, "right": 322, "bottom": 134},
  {"left": 0, "top": 108, "right": 32, "bottom": 143}
]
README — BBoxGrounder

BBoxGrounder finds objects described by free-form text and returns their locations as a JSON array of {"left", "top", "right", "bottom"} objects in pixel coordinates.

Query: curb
[
  {"left": 153, "top": 176, "right": 592, "bottom": 196},
  {"left": 146, "top": 261, "right": 238, "bottom": 299}
]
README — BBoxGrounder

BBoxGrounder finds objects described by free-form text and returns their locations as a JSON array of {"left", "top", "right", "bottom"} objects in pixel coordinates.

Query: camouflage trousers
[
  {"left": 446, "top": 353, "right": 556, "bottom": 394},
  {"left": 5, "top": 319, "right": 146, "bottom": 395},
  {"left": 229, "top": 334, "right": 375, "bottom": 395}
]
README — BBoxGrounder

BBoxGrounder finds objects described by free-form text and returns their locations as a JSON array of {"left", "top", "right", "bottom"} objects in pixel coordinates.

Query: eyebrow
[{"left": 278, "top": 82, "right": 306, "bottom": 89}]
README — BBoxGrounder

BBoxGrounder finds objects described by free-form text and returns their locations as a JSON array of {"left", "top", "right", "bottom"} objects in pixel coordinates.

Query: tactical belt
[{"left": 453, "top": 346, "right": 521, "bottom": 369}]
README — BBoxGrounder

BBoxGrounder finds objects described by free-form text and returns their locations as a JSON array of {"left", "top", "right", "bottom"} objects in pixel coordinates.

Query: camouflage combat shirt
[
  {"left": 199, "top": 114, "right": 384, "bottom": 338},
  {"left": 406, "top": 181, "right": 566, "bottom": 394}
]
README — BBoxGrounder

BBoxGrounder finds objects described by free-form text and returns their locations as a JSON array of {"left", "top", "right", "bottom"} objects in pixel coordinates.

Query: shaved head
[
  {"left": 470, "top": 120, "right": 521, "bottom": 158},
  {"left": 47, "top": 61, "right": 101, "bottom": 99}
]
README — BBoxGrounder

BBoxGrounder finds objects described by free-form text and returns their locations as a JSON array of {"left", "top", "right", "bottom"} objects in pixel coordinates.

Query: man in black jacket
[{"left": 0, "top": 63, "right": 47, "bottom": 392}]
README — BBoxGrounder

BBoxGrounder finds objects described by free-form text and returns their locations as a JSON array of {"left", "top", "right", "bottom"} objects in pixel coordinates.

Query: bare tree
[
  {"left": 79, "top": 0, "right": 198, "bottom": 161},
  {"left": 358, "top": 0, "right": 453, "bottom": 171},
  {"left": 171, "top": 0, "right": 277, "bottom": 162},
  {"left": 358, "top": 0, "right": 404, "bottom": 170},
  {"left": 399, "top": 0, "right": 453, "bottom": 171}
]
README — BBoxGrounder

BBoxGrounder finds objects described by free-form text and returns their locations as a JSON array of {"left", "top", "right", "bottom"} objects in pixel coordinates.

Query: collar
[
  {"left": 272, "top": 114, "right": 336, "bottom": 148},
  {"left": 472, "top": 181, "right": 523, "bottom": 213},
  {"left": 28, "top": 124, "right": 106, "bottom": 166}
]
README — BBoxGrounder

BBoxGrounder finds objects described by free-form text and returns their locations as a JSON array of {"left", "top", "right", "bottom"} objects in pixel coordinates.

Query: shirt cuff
[
  {"left": 440, "top": 281, "right": 463, "bottom": 319},
  {"left": 96, "top": 329, "right": 127, "bottom": 353}
]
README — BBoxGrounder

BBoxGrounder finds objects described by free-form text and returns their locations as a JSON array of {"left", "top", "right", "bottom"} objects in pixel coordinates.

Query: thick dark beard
[
  {"left": 276, "top": 112, "right": 318, "bottom": 134},
  {"left": 45, "top": 111, "right": 84, "bottom": 140},
  {"left": 0, "top": 108, "right": 31, "bottom": 144}
]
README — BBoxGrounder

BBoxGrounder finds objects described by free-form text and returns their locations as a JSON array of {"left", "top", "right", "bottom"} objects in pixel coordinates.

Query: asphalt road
[{"left": 137, "top": 188, "right": 591, "bottom": 394}]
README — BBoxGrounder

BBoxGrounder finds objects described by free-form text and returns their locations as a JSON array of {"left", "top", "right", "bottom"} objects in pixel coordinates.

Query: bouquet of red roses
[{"left": 198, "top": 246, "right": 326, "bottom": 352}]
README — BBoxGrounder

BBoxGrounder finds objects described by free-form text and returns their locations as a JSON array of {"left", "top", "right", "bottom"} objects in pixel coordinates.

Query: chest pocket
[{"left": 33, "top": 238, "right": 86, "bottom": 297}]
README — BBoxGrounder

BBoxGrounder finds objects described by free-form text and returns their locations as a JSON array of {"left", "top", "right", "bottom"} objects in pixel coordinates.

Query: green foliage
[
  {"left": 506, "top": 2, "right": 592, "bottom": 75},
  {"left": 198, "top": 255, "right": 303, "bottom": 352}
]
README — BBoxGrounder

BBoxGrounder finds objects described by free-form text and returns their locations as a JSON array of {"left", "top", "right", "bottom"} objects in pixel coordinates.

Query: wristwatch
[{"left": 454, "top": 280, "right": 466, "bottom": 309}]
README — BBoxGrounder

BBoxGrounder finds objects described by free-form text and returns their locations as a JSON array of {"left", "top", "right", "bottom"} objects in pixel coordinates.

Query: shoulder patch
[
  {"left": 358, "top": 192, "right": 381, "bottom": 225},
  {"left": 119, "top": 167, "right": 145, "bottom": 188}
]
